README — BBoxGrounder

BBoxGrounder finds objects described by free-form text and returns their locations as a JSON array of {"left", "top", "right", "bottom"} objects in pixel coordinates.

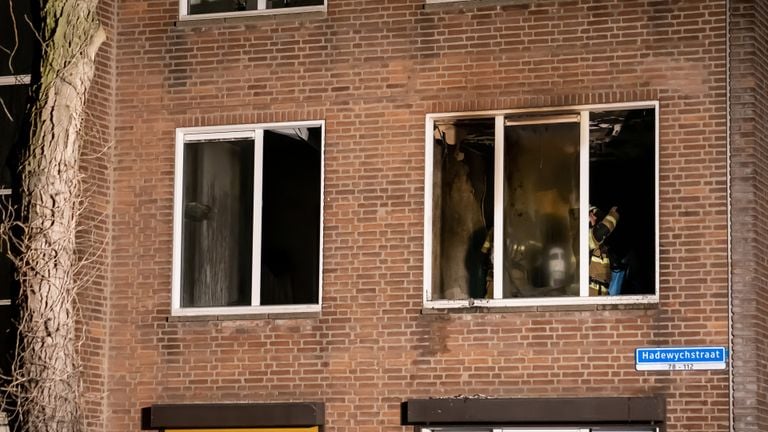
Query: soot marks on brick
[{"left": 415, "top": 314, "right": 453, "bottom": 357}]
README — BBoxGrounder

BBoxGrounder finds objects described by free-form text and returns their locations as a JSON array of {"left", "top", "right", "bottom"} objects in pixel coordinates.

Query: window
[
  {"left": 1, "top": 0, "right": 36, "bottom": 307},
  {"left": 425, "top": 103, "right": 658, "bottom": 308},
  {"left": 172, "top": 121, "right": 323, "bottom": 316},
  {"left": 180, "top": 0, "right": 325, "bottom": 19}
]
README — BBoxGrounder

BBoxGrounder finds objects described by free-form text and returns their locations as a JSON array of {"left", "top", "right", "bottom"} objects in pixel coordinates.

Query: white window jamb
[
  {"left": 179, "top": 0, "right": 189, "bottom": 18},
  {"left": 423, "top": 116, "right": 435, "bottom": 305},
  {"left": 492, "top": 115, "right": 504, "bottom": 300}
]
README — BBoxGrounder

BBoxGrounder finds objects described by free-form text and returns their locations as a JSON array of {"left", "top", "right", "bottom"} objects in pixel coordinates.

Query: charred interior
[{"left": 432, "top": 108, "right": 656, "bottom": 300}]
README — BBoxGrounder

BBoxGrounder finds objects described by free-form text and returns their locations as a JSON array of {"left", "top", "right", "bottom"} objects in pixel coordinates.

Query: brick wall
[
  {"left": 99, "top": 1, "right": 729, "bottom": 431},
  {"left": 78, "top": 0, "right": 118, "bottom": 430},
  {"left": 729, "top": 1, "right": 768, "bottom": 432}
]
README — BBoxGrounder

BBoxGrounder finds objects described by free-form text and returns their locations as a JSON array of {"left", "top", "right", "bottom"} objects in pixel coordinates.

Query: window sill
[
  {"left": 423, "top": 0, "right": 533, "bottom": 11},
  {"left": 169, "top": 304, "right": 321, "bottom": 321},
  {"left": 175, "top": 5, "right": 325, "bottom": 27},
  {"left": 167, "top": 311, "right": 321, "bottom": 322},
  {"left": 422, "top": 296, "right": 659, "bottom": 314}
]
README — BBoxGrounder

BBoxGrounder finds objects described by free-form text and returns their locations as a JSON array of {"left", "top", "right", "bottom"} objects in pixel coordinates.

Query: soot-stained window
[{"left": 428, "top": 105, "right": 657, "bottom": 305}]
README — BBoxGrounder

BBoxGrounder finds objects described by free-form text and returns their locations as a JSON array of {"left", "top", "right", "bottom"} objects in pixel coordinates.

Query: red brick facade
[{"left": 71, "top": 0, "right": 750, "bottom": 430}]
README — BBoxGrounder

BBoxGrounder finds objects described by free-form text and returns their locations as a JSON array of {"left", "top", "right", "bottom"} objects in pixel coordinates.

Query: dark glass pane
[
  {"left": 431, "top": 119, "right": 495, "bottom": 300},
  {"left": 589, "top": 108, "right": 656, "bottom": 296},
  {"left": 260, "top": 127, "right": 320, "bottom": 305},
  {"left": 188, "top": 0, "right": 322, "bottom": 15},
  {"left": 0, "top": 303, "right": 15, "bottom": 388},
  {"left": 266, "top": 0, "right": 323, "bottom": 9},
  {"left": 503, "top": 121, "right": 580, "bottom": 298},
  {"left": 0, "top": 84, "right": 31, "bottom": 189},
  {"left": 181, "top": 138, "right": 254, "bottom": 308},
  {"left": 0, "top": 0, "right": 37, "bottom": 75}
]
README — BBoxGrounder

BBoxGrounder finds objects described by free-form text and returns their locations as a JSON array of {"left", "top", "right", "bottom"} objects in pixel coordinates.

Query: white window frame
[
  {"left": 424, "top": 101, "right": 660, "bottom": 309},
  {"left": 172, "top": 120, "right": 324, "bottom": 316},
  {"left": 179, "top": 0, "right": 326, "bottom": 21}
]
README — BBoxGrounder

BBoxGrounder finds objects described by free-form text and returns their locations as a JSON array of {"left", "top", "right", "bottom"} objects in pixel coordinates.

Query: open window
[
  {"left": 425, "top": 103, "right": 658, "bottom": 307},
  {"left": 172, "top": 121, "right": 323, "bottom": 316},
  {"left": 180, "top": 0, "right": 325, "bottom": 20}
]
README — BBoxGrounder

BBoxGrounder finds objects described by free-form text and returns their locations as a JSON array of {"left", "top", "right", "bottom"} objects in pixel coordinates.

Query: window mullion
[
  {"left": 251, "top": 129, "right": 265, "bottom": 307},
  {"left": 493, "top": 115, "right": 505, "bottom": 300},
  {"left": 579, "top": 110, "right": 590, "bottom": 297},
  {"left": 257, "top": 0, "right": 267, "bottom": 9}
]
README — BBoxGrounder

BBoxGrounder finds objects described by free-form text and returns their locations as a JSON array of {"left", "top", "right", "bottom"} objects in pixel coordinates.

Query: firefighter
[{"left": 589, "top": 205, "right": 619, "bottom": 296}]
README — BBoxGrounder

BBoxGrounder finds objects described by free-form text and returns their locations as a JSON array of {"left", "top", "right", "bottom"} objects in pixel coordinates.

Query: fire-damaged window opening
[
  {"left": 173, "top": 122, "right": 323, "bottom": 316},
  {"left": 180, "top": 0, "right": 325, "bottom": 19},
  {"left": 426, "top": 103, "right": 658, "bottom": 307}
]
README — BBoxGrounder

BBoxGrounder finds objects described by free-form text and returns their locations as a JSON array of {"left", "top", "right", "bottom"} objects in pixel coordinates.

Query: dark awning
[
  {"left": 402, "top": 396, "right": 665, "bottom": 425},
  {"left": 141, "top": 402, "right": 325, "bottom": 430}
]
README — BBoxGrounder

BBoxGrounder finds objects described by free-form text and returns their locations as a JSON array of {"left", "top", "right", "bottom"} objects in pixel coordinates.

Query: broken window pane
[
  {"left": 503, "top": 121, "right": 580, "bottom": 298},
  {"left": 260, "top": 127, "right": 321, "bottom": 305},
  {"left": 181, "top": 138, "right": 254, "bottom": 308},
  {"left": 431, "top": 118, "right": 495, "bottom": 300},
  {"left": 588, "top": 108, "right": 656, "bottom": 296},
  {"left": 187, "top": 0, "right": 323, "bottom": 15}
]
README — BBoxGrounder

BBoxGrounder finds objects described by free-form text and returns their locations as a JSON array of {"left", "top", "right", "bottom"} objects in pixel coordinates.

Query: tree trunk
[{"left": 11, "top": 0, "right": 104, "bottom": 431}]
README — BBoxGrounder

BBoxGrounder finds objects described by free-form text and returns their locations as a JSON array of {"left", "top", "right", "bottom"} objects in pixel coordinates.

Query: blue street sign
[{"left": 635, "top": 346, "right": 728, "bottom": 371}]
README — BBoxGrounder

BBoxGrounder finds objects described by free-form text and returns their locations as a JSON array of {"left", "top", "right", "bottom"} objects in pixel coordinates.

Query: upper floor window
[
  {"left": 172, "top": 121, "right": 323, "bottom": 316},
  {"left": 425, "top": 102, "right": 658, "bottom": 308},
  {"left": 180, "top": 0, "right": 325, "bottom": 19}
]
